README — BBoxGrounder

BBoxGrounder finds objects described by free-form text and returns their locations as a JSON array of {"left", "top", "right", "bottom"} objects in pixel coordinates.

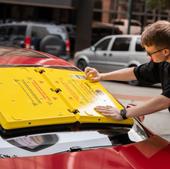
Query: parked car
[
  {"left": 113, "top": 19, "right": 142, "bottom": 34},
  {"left": 0, "top": 47, "right": 169, "bottom": 169},
  {"left": 74, "top": 35, "right": 150, "bottom": 85},
  {"left": 0, "top": 22, "right": 71, "bottom": 60}
]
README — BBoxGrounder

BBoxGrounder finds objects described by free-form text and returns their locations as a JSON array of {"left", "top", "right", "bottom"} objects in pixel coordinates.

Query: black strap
[{"left": 120, "top": 109, "right": 127, "bottom": 120}]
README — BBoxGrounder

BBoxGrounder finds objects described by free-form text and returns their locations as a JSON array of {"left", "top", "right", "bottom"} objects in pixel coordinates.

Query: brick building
[{"left": 94, "top": 0, "right": 170, "bottom": 26}]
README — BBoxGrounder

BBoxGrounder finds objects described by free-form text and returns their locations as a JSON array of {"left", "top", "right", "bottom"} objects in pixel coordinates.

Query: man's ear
[{"left": 164, "top": 49, "right": 170, "bottom": 56}]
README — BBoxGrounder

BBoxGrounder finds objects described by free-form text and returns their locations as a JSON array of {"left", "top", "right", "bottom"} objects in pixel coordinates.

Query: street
[{"left": 101, "top": 81, "right": 170, "bottom": 141}]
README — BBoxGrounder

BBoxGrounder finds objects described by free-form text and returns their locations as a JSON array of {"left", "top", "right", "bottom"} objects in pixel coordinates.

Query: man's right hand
[{"left": 84, "top": 67, "right": 102, "bottom": 82}]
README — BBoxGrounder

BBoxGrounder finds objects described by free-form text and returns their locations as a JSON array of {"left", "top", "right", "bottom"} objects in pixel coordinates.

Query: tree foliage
[{"left": 146, "top": 0, "right": 170, "bottom": 9}]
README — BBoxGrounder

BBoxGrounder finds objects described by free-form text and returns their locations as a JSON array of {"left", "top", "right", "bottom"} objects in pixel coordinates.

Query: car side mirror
[{"left": 90, "top": 46, "right": 96, "bottom": 51}]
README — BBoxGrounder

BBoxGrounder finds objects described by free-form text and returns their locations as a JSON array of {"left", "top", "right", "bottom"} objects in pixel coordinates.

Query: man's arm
[
  {"left": 95, "top": 95, "right": 170, "bottom": 120},
  {"left": 100, "top": 67, "right": 137, "bottom": 81},
  {"left": 85, "top": 67, "right": 137, "bottom": 82},
  {"left": 126, "top": 95, "right": 170, "bottom": 118}
]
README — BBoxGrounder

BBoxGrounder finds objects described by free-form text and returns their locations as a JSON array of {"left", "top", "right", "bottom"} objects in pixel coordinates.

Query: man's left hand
[{"left": 94, "top": 105, "right": 123, "bottom": 120}]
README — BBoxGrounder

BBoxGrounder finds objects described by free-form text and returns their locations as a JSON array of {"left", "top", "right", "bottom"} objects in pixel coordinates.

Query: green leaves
[{"left": 146, "top": 0, "right": 170, "bottom": 9}]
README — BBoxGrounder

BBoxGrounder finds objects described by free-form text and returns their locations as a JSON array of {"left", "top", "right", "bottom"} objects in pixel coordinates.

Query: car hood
[
  {"left": 0, "top": 55, "right": 71, "bottom": 66},
  {"left": 76, "top": 47, "right": 91, "bottom": 54},
  {"left": 0, "top": 135, "right": 169, "bottom": 169}
]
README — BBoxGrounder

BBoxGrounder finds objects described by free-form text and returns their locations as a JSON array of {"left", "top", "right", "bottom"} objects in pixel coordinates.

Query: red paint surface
[{"left": 0, "top": 136, "right": 169, "bottom": 169}]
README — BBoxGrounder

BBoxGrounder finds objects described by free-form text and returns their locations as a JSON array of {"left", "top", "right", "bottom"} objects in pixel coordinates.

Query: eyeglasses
[{"left": 146, "top": 48, "right": 166, "bottom": 57}]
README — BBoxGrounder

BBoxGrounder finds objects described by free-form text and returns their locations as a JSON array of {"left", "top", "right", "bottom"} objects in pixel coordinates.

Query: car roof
[
  {"left": 104, "top": 34, "right": 141, "bottom": 39},
  {"left": 0, "top": 21, "right": 55, "bottom": 26},
  {"left": 109, "top": 34, "right": 141, "bottom": 37},
  {"left": 0, "top": 22, "right": 65, "bottom": 31}
]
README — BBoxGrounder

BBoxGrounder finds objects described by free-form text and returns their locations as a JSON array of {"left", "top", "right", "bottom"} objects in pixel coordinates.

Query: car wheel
[
  {"left": 77, "top": 59, "right": 88, "bottom": 71},
  {"left": 40, "top": 35, "right": 65, "bottom": 56}
]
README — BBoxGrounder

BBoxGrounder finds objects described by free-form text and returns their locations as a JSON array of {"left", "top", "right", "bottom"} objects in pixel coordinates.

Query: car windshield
[{"left": 0, "top": 120, "right": 148, "bottom": 158}]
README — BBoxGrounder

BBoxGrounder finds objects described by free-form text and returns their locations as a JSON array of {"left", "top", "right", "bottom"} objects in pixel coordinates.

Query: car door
[
  {"left": 107, "top": 37, "right": 132, "bottom": 71},
  {"left": 90, "top": 37, "right": 112, "bottom": 72}
]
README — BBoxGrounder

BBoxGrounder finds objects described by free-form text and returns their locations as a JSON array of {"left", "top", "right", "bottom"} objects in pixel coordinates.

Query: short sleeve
[
  {"left": 134, "top": 61, "right": 161, "bottom": 84},
  {"left": 161, "top": 63, "right": 170, "bottom": 98}
]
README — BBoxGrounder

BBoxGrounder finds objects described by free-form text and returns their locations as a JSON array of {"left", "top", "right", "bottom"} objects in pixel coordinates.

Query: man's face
[{"left": 144, "top": 45, "right": 170, "bottom": 63}]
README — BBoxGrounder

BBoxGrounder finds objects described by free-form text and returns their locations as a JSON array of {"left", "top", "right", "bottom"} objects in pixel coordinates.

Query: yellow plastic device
[{"left": 0, "top": 67, "right": 133, "bottom": 129}]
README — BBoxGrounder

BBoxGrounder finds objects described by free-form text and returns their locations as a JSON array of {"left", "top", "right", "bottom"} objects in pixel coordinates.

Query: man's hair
[{"left": 141, "top": 20, "right": 170, "bottom": 48}]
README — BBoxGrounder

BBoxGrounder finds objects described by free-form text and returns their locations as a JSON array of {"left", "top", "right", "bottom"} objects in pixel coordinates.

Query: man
[{"left": 85, "top": 20, "right": 170, "bottom": 120}]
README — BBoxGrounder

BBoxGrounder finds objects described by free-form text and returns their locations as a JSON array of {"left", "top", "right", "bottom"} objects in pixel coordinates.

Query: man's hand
[
  {"left": 85, "top": 67, "right": 102, "bottom": 82},
  {"left": 94, "top": 105, "right": 123, "bottom": 120}
]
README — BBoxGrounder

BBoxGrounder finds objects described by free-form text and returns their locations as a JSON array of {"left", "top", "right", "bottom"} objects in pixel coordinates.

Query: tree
[{"left": 146, "top": 0, "right": 170, "bottom": 9}]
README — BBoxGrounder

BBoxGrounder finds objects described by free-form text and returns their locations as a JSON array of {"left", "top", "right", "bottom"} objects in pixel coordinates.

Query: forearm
[
  {"left": 100, "top": 67, "right": 137, "bottom": 81},
  {"left": 126, "top": 95, "right": 170, "bottom": 118}
]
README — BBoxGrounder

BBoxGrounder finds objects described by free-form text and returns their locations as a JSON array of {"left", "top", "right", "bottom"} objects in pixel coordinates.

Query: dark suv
[{"left": 0, "top": 22, "right": 70, "bottom": 60}]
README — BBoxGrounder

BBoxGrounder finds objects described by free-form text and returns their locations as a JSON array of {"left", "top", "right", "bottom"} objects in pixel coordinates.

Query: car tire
[
  {"left": 40, "top": 35, "right": 65, "bottom": 56},
  {"left": 77, "top": 59, "right": 88, "bottom": 71}
]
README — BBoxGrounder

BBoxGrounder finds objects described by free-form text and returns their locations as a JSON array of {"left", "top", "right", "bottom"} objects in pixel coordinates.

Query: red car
[
  {"left": 0, "top": 47, "right": 71, "bottom": 66},
  {"left": 0, "top": 47, "right": 169, "bottom": 169}
]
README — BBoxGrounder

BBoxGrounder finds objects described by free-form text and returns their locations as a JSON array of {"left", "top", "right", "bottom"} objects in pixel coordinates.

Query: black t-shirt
[{"left": 134, "top": 61, "right": 170, "bottom": 98}]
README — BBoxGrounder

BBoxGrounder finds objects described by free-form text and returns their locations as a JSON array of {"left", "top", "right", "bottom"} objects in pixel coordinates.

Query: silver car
[{"left": 74, "top": 35, "right": 150, "bottom": 72}]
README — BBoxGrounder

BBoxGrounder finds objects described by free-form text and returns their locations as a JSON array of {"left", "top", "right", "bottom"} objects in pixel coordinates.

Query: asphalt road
[{"left": 101, "top": 81, "right": 170, "bottom": 141}]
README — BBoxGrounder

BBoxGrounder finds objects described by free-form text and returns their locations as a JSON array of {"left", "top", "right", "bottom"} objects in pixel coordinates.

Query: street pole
[
  {"left": 127, "top": 0, "right": 133, "bottom": 34},
  {"left": 75, "top": 0, "right": 94, "bottom": 52},
  {"left": 141, "top": 0, "right": 147, "bottom": 33}
]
